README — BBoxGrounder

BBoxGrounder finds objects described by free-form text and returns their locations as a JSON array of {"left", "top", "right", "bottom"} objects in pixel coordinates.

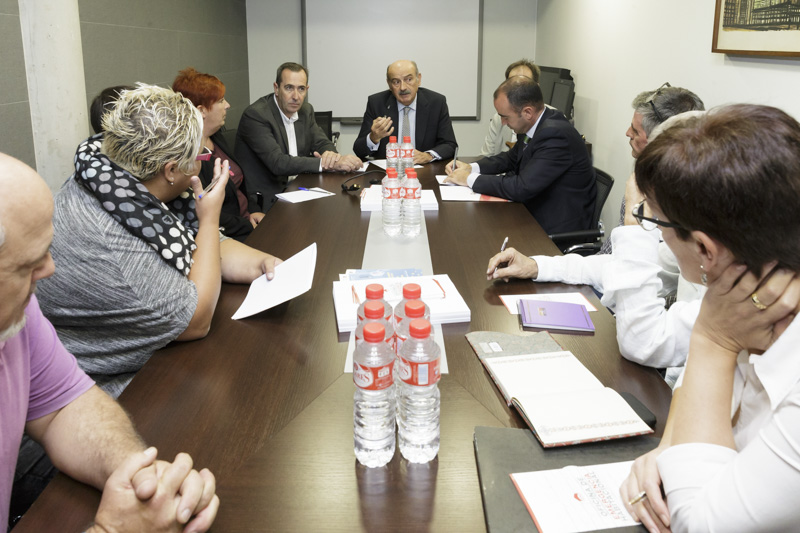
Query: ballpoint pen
[
  {"left": 197, "top": 175, "right": 221, "bottom": 199},
  {"left": 492, "top": 236, "right": 509, "bottom": 276}
]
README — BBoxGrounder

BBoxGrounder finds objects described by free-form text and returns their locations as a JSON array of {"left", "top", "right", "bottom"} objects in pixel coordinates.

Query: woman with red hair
[{"left": 173, "top": 67, "right": 265, "bottom": 241}]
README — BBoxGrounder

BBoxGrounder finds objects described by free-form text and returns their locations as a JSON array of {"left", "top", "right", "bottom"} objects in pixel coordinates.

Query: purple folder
[{"left": 517, "top": 299, "right": 595, "bottom": 332}]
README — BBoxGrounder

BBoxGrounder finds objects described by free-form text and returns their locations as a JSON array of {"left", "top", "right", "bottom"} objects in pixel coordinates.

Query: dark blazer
[
  {"left": 353, "top": 87, "right": 457, "bottom": 160},
  {"left": 198, "top": 129, "right": 258, "bottom": 242},
  {"left": 235, "top": 94, "right": 336, "bottom": 210},
  {"left": 472, "top": 107, "right": 596, "bottom": 234}
]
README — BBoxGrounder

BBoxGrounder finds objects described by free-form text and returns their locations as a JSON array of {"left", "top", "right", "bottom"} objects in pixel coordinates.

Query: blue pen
[{"left": 299, "top": 187, "right": 309, "bottom": 191}]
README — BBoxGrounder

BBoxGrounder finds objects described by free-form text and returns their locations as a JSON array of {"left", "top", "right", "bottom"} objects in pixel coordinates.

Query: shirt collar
[
  {"left": 750, "top": 314, "right": 800, "bottom": 410},
  {"left": 525, "top": 107, "right": 546, "bottom": 140},
  {"left": 273, "top": 96, "right": 298, "bottom": 125},
  {"left": 396, "top": 96, "right": 418, "bottom": 113}
]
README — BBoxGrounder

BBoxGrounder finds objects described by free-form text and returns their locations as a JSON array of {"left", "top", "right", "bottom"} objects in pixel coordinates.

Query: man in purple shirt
[{"left": 0, "top": 153, "right": 218, "bottom": 532}]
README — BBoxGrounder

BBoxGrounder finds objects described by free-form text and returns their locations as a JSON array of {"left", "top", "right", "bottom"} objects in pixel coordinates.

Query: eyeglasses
[
  {"left": 632, "top": 200, "right": 684, "bottom": 231},
  {"left": 645, "top": 82, "right": 671, "bottom": 123},
  {"left": 195, "top": 147, "right": 212, "bottom": 162}
]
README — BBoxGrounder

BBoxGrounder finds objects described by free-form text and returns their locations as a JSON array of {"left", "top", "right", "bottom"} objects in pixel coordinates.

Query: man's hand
[
  {"left": 332, "top": 154, "right": 363, "bottom": 172},
  {"left": 412, "top": 150, "right": 433, "bottom": 165},
  {"left": 623, "top": 172, "right": 646, "bottom": 226},
  {"left": 249, "top": 212, "right": 265, "bottom": 228},
  {"left": 261, "top": 253, "right": 283, "bottom": 281},
  {"left": 91, "top": 448, "right": 219, "bottom": 533},
  {"left": 369, "top": 116, "right": 394, "bottom": 144},
  {"left": 314, "top": 150, "right": 341, "bottom": 170},
  {"left": 486, "top": 247, "right": 539, "bottom": 281},
  {"left": 444, "top": 159, "right": 469, "bottom": 175},
  {"left": 620, "top": 446, "right": 671, "bottom": 533},
  {"left": 443, "top": 166, "right": 470, "bottom": 187}
]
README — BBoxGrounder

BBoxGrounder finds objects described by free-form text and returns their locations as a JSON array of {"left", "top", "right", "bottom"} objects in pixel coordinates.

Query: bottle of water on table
[
  {"left": 397, "top": 319, "right": 441, "bottom": 463},
  {"left": 386, "top": 135, "right": 399, "bottom": 173},
  {"left": 354, "top": 322, "right": 396, "bottom": 467},
  {"left": 355, "top": 300, "right": 396, "bottom": 353},
  {"left": 356, "top": 283, "right": 392, "bottom": 324},
  {"left": 382, "top": 168, "right": 402, "bottom": 236},
  {"left": 401, "top": 168, "right": 421, "bottom": 237}
]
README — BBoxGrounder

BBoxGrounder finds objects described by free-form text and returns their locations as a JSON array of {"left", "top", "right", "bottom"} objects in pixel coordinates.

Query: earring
[
  {"left": 700, "top": 264, "right": 707, "bottom": 286},
  {"left": 169, "top": 180, "right": 174, "bottom": 187}
]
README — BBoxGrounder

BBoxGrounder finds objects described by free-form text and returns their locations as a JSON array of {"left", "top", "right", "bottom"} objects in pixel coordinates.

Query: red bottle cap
[
  {"left": 389, "top": 136, "right": 397, "bottom": 143},
  {"left": 365, "top": 284, "right": 384, "bottom": 300},
  {"left": 403, "top": 136, "right": 412, "bottom": 143},
  {"left": 387, "top": 168, "right": 397, "bottom": 178},
  {"left": 406, "top": 169, "right": 418, "bottom": 179},
  {"left": 363, "top": 322, "right": 385, "bottom": 343},
  {"left": 364, "top": 300, "right": 385, "bottom": 319},
  {"left": 403, "top": 283, "right": 422, "bottom": 299},
  {"left": 409, "top": 319, "right": 431, "bottom": 339},
  {"left": 405, "top": 300, "right": 426, "bottom": 318}
]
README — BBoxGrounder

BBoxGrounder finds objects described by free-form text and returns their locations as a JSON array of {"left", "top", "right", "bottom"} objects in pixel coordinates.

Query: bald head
[
  {"left": 0, "top": 153, "right": 56, "bottom": 337},
  {"left": 386, "top": 59, "right": 421, "bottom": 107}
]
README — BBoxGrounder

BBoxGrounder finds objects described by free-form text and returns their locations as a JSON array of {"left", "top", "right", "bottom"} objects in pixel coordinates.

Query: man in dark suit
[
  {"left": 235, "top": 62, "right": 362, "bottom": 210},
  {"left": 445, "top": 77, "right": 595, "bottom": 234},
  {"left": 353, "top": 60, "right": 457, "bottom": 164}
]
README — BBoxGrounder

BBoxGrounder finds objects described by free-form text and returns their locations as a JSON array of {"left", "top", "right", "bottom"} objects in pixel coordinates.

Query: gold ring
[
  {"left": 628, "top": 491, "right": 648, "bottom": 506},
  {"left": 751, "top": 292, "right": 768, "bottom": 311}
]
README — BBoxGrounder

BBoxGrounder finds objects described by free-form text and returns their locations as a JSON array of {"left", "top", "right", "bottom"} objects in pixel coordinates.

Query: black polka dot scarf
[{"left": 72, "top": 135, "right": 199, "bottom": 275}]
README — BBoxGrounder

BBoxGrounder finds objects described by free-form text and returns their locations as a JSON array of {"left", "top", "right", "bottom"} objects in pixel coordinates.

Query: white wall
[
  {"left": 246, "top": 0, "right": 538, "bottom": 156},
  {"left": 536, "top": 0, "right": 800, "bottom": 235}
]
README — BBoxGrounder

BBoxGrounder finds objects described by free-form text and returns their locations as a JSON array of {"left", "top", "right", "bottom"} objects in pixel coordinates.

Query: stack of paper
[
  {"left": 360, "top": 184, "right": 438, "bottom": 211},
  {"left": 332, "top": 274, "right": 470, "bottom": 332}
]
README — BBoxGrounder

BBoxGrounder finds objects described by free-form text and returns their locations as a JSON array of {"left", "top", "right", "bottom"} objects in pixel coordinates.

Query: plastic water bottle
[
  {"left": 393, "top": 283, "right": 430, "bottom": 327},
  {"left": 386, "top": 136, "right": 399, "bottom": 173},
  {"left": 355, "top": 300, "right": 396, "bottom": 352},
  {"left": 399, "top": 135, "right": 414, "bottom": 180},
  {"left": 356, "top": 284, "right": 393, "bottom": 324},
  {"left": 397, "top": 319, "right": 441, "bottom": 463},
  {"left": 354, "top": 322, "right": 396, "bottom": 467},
  {"left": 395, "top": 299, "right": 430, "bottom": 355},
  {"left": 402, "top": 168, "right": 421, "bottom": 237},
  {"left": 382, "top": 168, "right": 402, "bottom": 237}
]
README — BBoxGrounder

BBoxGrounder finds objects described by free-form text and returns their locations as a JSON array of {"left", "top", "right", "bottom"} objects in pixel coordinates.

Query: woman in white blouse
[{"left": 619, "top": 104, "right": 800, "bottom": 533}]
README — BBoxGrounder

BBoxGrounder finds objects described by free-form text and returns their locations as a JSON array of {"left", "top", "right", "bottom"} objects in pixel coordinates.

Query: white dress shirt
[
  {"left": 658, "top": 315, "right": 800, "bottom": 532},
  {"left": 274, "top": 97, "right": 322, "bottom": 176}
]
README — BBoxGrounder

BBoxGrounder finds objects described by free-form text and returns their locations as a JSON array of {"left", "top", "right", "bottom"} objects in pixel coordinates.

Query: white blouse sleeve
[{"left": 657, "top": 396, "right": 800, "bottom": 532}]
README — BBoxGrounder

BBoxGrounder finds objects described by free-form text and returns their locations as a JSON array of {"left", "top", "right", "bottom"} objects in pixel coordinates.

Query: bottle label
[
  {"left": 400, "top": 148, "right": 414, "bottom": 158},
  {"left": 397, "top": 355, "right": 440, "bottom": 386},
  {"left": 354, "top": 361, "right": 394, "bottom": 390},
  {"left": 383, "top": 185, "right": 401, "bottom": 199},
  {"left": 402, "top": 186, "right": 421, "bottom": 200},
  {"left": 386, "top": 147, "right": 398, "bottom": 159}
]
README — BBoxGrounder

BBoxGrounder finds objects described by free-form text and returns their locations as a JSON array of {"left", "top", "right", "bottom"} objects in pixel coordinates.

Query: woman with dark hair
[
  {"left": 173, "top": 67, "right": 264, "bottom": 242},
  {"left": 620, "top": 104, "right": 800, "bottom": 532}
]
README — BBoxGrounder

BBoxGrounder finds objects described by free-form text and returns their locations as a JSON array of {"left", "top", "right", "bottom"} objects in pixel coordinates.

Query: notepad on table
[
  {"left": 481, "top": 351, "right": 652, "bottom": 447},
  {"left": 518, "top": 299, "right": 595, "bottom": 332}
]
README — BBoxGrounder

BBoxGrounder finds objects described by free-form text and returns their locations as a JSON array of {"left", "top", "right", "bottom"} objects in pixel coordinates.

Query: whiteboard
[{"left": 302, "top": 0, "right": 482, "bottom": 121}]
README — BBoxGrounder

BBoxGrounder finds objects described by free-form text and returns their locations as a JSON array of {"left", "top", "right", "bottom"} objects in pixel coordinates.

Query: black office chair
[
  {"left": 314, "top": 111, "right": 340, "bottom": 148},
  {"left": 548, "top": 167, "right": 614, "bottom": 256}
]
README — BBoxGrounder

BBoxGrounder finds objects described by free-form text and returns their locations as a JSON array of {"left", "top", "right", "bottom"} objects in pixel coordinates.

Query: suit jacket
[
  {"left": 353, "top": 87, "right": 457, "bottom": 160},
  {"left": 235, "top": 94, "right": 335, "bottom": 210},
  {"left": 472, "top": 107, "right": 596, "bottom": 234},
  {"left": 198, "top": 129, "right": 258, "bottom": 242}
]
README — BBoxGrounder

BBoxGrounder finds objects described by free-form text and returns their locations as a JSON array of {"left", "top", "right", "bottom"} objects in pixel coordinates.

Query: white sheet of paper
[
  {"left": 232, "top": 243, "right": 317, "bottom": 320},
  {"left": 436, "top": 175, "right": 462, "bottom": 186},
  {"left": 439, "top": 186, "right": 484, "bottom": 201},
  {"left": 275, "top": 188, "right": 335, "bottom": 203},
  {"left": 343, "top": 324, "right": 449, "bottom": 374},
  {"left": 500, "top": 293, "right": 597, "bottom": 313},
  {"left": 511, "top": 461, "right": 638, "bottom": 533}
]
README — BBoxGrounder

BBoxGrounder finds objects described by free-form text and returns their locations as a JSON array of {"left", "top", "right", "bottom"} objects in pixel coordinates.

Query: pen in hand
[
  {"left": 492, "top": 236, "right": 509, "bottom": 276},
  {"left": 197, "top": 175, "right": 221, "bottom": 199}
]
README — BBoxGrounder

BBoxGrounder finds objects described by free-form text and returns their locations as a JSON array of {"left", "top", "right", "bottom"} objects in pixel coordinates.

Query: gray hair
[
  {"left": 632, "top": 86, "right": 705, "bottom": 137},
  {"left": 101, "top": 84, "right": 203, "bottom": 181}
]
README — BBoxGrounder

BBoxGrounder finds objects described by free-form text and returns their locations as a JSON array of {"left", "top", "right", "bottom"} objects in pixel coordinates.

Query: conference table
[{"left": 16, "top": 160, "right": 672, "bottom": 532}]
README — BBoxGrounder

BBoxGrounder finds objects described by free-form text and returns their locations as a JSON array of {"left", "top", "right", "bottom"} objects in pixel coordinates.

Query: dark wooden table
[{"left": 16, "top": 161, "right": 672, "bottom": 532}]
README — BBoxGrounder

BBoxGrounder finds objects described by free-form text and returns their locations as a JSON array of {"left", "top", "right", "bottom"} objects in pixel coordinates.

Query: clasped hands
[
  {"left": 314, "top": 151, "right": 362, "bottom": 172},
  {"left": 368, "top": 117, "right": 433, "bottom": 164},
  {"left": 90, "top": 447, "right": 218, "bottom": 533}
]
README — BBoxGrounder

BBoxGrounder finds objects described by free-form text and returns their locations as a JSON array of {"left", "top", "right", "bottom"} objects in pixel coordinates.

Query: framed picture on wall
[{"left": 713, "top": 0, "right": 800, "bottom": 57}]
